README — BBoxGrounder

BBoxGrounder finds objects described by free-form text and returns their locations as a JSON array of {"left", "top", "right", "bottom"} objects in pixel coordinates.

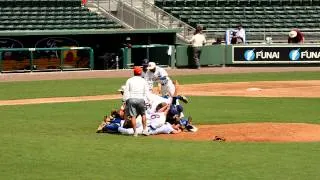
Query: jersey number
[{"left": 151, "top": 114, "right": 160, "bottom": 119}]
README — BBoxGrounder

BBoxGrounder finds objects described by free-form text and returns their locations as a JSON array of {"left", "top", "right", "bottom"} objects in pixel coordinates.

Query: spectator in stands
[
  {"left": 288, "top": 29, "right": 304, "bottom": 44},
  {"left": 82, "top": 0, "right": 87, "bottom": 5},
  {"left": 212, "top": 38, "right": 222, "bottom": 45},
  {"left": 189, "top": 25, "right": 206, "bottom": 69},
  {"left": 231, "top": 24, "right": 246, "bottom": 44}
]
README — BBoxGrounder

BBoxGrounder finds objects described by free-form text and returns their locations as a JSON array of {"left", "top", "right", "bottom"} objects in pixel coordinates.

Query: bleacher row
[
  {"left": 155, "top": 0, "right": 320, "bottom": 7},
  {"left": 155, "top": 0, "right": 320, "bottom": 30},
  {"left": 0, "top": 0, "right": 81, "bottom": 7},
  {"left": 0, "top": 0, "right": 123, "bottom": 31}
]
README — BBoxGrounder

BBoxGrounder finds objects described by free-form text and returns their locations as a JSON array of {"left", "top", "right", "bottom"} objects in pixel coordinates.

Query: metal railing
[
  {"left": 86, "top": 0, "right": 195, "bottom": 41},
  {"left": 0, "top": 47, "right": 94, "bottom": 73},
  {"left": 203, "top": 28, "right": 320, "bottom": 44}
]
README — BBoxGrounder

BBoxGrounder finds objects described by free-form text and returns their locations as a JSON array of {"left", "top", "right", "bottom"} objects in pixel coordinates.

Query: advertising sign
[{"left": 233, "top": 45, "right": 320, "bottom": 63}]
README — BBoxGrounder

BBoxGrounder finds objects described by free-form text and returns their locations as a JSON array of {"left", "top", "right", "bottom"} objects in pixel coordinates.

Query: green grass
[
  {"left": 183, "top": 96, "right": 320, "bottom": 124},
  {"left": 1, "top": 71, "right": 320, "bottom": 100},
  {"left": 1, "top": 98, "right": 320, "bottom": 179}
]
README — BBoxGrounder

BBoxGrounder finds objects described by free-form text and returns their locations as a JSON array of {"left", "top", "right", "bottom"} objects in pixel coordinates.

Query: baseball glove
[{"left": 213, "top": 136, "right": 226, "bottom": 142}]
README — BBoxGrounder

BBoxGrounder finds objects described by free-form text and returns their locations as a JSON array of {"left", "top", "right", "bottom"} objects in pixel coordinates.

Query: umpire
[{"left": 123, "top": 66, "right": 150, "bottom": 136}]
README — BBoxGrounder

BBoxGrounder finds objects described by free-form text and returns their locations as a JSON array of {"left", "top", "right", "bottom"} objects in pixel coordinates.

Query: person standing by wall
[
  {"left": 189, "top": 25, "right": 206, "bottom": 69},
  {"left": 231, "top": 24, "right": 246, "bottom": 44},
  {"left": 123, "top": 66, "right": 150, "bottom": 137},
  {"left": 288, "top": 29, "right": 304, "bottom": 44}
]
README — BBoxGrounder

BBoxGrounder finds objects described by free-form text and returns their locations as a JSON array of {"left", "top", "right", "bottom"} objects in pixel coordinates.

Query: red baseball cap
[{"left": 133, "top": 66, "right": 142, "bottom": 76}]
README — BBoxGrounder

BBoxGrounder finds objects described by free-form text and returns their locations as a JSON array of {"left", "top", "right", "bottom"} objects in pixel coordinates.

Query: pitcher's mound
[{"left": 155, "top": 123, "right": 320, "bottom": 142}]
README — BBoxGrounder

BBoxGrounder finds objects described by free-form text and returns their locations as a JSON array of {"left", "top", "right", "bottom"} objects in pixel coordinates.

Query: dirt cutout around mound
[{"left": 155, "top": 123, "right": 320, "bottom": 142}]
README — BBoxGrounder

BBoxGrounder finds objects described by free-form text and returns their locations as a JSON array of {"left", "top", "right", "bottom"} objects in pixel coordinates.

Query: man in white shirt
[
  {"left": 233, "top": 24, "right": 246, "bottom": 44},
  {"left": 145, "top": 62, "right": 176, "bottom": 97},
  {"left": 123, "top": 66, "right": 150, "bottom": 136},
  {"left": 189, "top": 25, "right": 206, "bottom": 69}
]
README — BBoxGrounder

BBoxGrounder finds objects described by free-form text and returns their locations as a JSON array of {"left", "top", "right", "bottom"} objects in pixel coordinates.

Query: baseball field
[{"left": 1, "top": 67, "right": 320, "bottom": 179}]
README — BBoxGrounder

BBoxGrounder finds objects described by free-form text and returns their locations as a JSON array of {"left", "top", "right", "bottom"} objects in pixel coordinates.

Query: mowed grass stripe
[
  {"left": 183, "top": 96, "right": 320, "bottom": 124},
  {"left": 0, "top": 99, "right": 320, "bottom": 179},
  {"left": 0, "top": 71, "right": 320, "bottom": 100}
]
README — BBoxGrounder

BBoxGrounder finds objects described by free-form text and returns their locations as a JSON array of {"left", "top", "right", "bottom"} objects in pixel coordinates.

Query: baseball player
[
  {"left": 149, "top": 122, "right": 182, "bottom": 135},
  {"left": 123, "top": 66, "right": 150, "bottom": 136},
  {"left": 141, "top": 59, "right": 154, "bottom": 92},
  {"left": 118, "top": 100, "right": 171, "bottom": 135},
  {"left": 146, "top": 62, "right": 175, "bottom": 97},
  {"left": 96, "top": 109, "right": 126, "bottom": 133}
]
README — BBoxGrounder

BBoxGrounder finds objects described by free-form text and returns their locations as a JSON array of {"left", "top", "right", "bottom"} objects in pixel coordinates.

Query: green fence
[
  {"left": 175, "top": 45, "right": 232, "bottom": 67},
  {"left": 121, "top": 44, "right": 175, "bottom": 68},
  {"left": 0, "top": 47, "right": 94, "bottom": 73},
  {"left": 122, "top": 44, "right": 231, "bottom": 68},
  {"left": 175, "top": 44, "right": 320, "bottom": 66}
]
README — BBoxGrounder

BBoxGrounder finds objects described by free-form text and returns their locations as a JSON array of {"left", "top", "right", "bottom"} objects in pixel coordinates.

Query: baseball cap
[
  {"left": 142, "top": 59, "right": 149, "bottom": 66},
  {"left": 117, "top": 85, "right": 126, "bottom": 92},
  {"left": 179, "top": 119, "right": 190, "bottom": 126},
  {"left": 133, "top": 66, "right": 142, "bottom": 76},
  {"left": 289, "top": 30, "right": 297, "bottom": 38},
  {"left": 147, "top": 62, "right": 156, "bottom": 70}
]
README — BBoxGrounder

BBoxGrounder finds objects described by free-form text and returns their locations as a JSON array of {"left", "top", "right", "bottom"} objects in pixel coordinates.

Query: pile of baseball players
[{"left": 96, "top": 60, "right": 198, "bottom": 137}]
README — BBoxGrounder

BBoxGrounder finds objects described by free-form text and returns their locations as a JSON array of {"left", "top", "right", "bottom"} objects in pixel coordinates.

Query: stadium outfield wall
[{"left": 175, "top": 44, "right": 320, "bottom": 67}]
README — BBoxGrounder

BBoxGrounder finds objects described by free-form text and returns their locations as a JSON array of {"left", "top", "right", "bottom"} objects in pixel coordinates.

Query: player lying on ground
[{"left": 96, "top": 100, "right": 197, "bottom": 135}]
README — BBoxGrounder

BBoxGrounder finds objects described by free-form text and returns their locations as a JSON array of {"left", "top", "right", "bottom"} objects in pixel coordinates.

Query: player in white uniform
[
  {"left": 141, "top": 59, "right": 154, "bottom": 92},
  {"left": 146, "top": 62, "right": 176, "bottom": 97},
  {"left": 118, "top": 101, "right": 171, "bottom": 135},
  {"left": 149, "top": 122, "right": 182, "bottom": 135},
  {"left": 147, "top": 93, "right": 172, "bottom": 113}
]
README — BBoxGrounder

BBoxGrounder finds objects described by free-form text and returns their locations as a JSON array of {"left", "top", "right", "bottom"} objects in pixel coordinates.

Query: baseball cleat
[
  {"left": 142, "top": 129, "right": 150, "bottom": 136},
  {"left": 179, "top": 95, "right": 189, "bottom": 104},
  {"left": 96, "top": 122, "right": 107, "bottom": 133}
]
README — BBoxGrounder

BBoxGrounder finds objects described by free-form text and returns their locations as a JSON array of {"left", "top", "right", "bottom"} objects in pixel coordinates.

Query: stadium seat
[
  {"left": 196, "top": 0, "right": 207, "bottom": 6},
  {"left": 0, "top": 2, "right": 123, "bottom": 31}
]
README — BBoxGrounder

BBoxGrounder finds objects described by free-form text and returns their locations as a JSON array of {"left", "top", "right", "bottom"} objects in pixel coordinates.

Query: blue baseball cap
[
  {"left": 179, "top": 119, "right": 189, "bottom": 126},
  {"left": 142, "top": 59, "right": 149, "bottom": 66}
]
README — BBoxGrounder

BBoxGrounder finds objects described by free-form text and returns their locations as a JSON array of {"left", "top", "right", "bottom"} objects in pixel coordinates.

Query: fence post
[
  {"left": 89, "top": 48, "right": 94, "bottom": 70},
  {"left": 29, "top": 49, "right": 34, "bottom": 72},
  {"left": 0, "top": 51, "right": 2, "bottom": 73},
  {"left": 169, "top": 45, "right": 176, "bottom": 68},
  {"left": 123, "top": 47, "right": 128, "bottom": 68},
  {"left": 60, "top": 49, "right": 64, "bottom": 71}
]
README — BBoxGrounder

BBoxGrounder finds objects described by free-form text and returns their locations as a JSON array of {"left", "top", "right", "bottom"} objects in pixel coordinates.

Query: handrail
[
  {"left": 0, "top": 47, "right": 94, "bottom": 73},
  {"left": 204, "top": 29, "right": 320, "bottom": 32},
  {"left": 142, "top": 0, "right": 194, "bottom": 30},
  {"left": 88, "top": 0, "right": 194, "bottom": 40}
]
